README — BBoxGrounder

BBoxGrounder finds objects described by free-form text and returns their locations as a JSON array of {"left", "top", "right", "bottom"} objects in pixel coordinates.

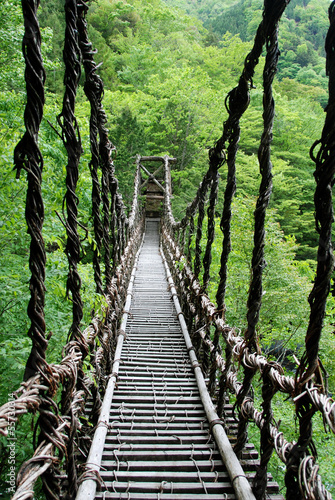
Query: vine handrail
[
  {"left": 161, "top": 1, "right": 335, "bottom": 498},
  {"left": 0, "top": 0, "right": 144, "bottom": 498}
]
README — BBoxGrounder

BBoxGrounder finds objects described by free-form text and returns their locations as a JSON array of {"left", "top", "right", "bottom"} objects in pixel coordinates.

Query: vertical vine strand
[
  {"left": 13, "top": 2, "right": 68, "bottom": 497},
  {"left": 194, "top": 182, "right": 209, "bottom": 280},
  {"left": 217, "top": 342, "right": 233, "bottom": 418},
  {"left": 212, "top": 17, "right": 267, "bottom": 422},
  {"left": 57, "top": 0, "right": 84, "bottom": 495},
  {"left": 77, "top": 0, "right": 104, "bottom": 295},
  {"left": 57, "top": 0, "right": 83, "bottom": 345},
  {"left": 109, "top": 177, "right": 117, "bottom": 273},
  {"left": 234, "top": 0, "right": 289, "bottom": 458},
  {"left": 202, "top": 169, "right": 219, "bottom": 293},
  {"left": 214, "top": 19, "right": 266, "bottom": 316},
  {"left": 285, "top": 2, "right": 335, "bottom": 497},
  {"left": 101, "top": 146, "right": 116, "bottom": 288},
  {"left": 215, "top": 27, "right": 266, "bottom": 311},
  {"left": 208, "top": 326, "right": 221, "bottom": 398},
  {"left": 253, "top": 365, "right": 278, "bottom": 499},
  {"left": 187, "top": 215, "right": 194, "bottom": 263},
  {"left": 14, "top": 0, "right": 47, "bottom": 381},
  {"left": 300, "top": 0, "right": 335, "bottom": 393}
]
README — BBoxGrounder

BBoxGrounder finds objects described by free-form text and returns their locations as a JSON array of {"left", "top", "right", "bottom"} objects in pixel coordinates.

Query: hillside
[
  {"left": 80, "top": 0, "right": 328, "bottom": 259},
  {"left": 163, "top": 0, "right": 329, "bottom": 86}
]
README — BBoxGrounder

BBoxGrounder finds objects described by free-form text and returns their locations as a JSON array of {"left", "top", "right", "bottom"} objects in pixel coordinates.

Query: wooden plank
[
  {"left": 101, "top": 450, "right": 222, "bottom": 461},
  {"left": 96, "top": 480, "right": 234, "bottom": 493},
  {"left": 96, "top": 493, "right": 235, "bottom": 500},
  {"left": 100, "top": 459, "right": 225, "bottom": 471},
  {"left": 77, "top": 220, "right": 283, "bottom": 500}
]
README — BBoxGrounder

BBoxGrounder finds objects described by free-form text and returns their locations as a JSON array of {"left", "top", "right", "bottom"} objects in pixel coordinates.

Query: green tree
[{"left": 0, "top": 0, "right": 24, "bottom": 91}]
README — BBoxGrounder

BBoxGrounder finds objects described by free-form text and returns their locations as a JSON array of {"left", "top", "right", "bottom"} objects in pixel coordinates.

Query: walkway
[{"left": 78, "top": 219, "right": 282, "bottom": 500}]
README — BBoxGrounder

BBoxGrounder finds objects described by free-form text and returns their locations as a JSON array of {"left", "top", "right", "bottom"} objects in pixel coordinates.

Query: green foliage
[
  {"left": 206, "top": 198, "right": 313, "bottom": 356},
  {"left": 0, "top": 0, "right": 24, "bottom": 92},
  {"left": 173, "top": 0, "right": 329, "bottom": 88}
]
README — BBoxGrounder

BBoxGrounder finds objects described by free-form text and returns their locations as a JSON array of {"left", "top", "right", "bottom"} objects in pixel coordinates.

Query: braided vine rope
[
  {"left": 285, "top": 2, "right": 335, "bottom": 497},
  {"left": 13, "top": 0, "right": 47, "bottom": 381},
  {"left": 12, "top": 0, "right": 64, "bottom": 496},
  {"left": 0, "top": 0, "right": 144, "bottom": 497},
  {"left": 55, "top": 1, "right": 86, "bottom": 494},
  {"left": 57, "top": 0, "right": 84, "bottom": 346},
  {"left": 235, "top": 4, "right": 290, "bottom": 489},
  {"left": 77, "top": 0, "right": 104, "bottom": 295},
  {"left": 161, "top": 227, "right": 334, "bottom": 499}
]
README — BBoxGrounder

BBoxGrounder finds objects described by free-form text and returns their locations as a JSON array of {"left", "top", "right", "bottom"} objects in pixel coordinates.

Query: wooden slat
[{"left": 78, "top": 220, "right": 283, "bottom": 500}]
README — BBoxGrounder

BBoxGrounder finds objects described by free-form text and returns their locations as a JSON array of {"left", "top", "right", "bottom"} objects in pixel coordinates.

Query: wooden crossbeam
[{"left": 140, "top": 163, "right": 166, "bottom": 193}]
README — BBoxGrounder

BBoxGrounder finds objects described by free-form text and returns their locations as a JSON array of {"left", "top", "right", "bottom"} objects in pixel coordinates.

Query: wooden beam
[
  {"left": 140, "top": 155, "right": 177, "bottom": 162},
  {"left": 140, "top": 164, "right": 166, "bottom": 193}
]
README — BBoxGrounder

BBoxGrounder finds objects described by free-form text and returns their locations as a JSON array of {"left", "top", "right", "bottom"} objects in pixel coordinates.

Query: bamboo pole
[
  {"left": 75, "top": 235, "right": 145, "bottom": 500},
  {"left": 161, "top": 245, "right": 257, "bottom": 500}
]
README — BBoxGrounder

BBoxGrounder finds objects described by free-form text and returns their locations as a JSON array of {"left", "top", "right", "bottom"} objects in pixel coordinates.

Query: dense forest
[{"left": 0, "top": 0, "right": 334, "bottom": 495}]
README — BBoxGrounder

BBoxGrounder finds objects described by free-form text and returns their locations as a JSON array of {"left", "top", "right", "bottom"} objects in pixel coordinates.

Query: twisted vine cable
[
  {"left": 285, "top": 2, "right": 335, "bottom": 498},
  {"left": 57, "top": 0, "right": 84, "bottom": 346},
  {"left": 101, "top": 155, "right": 116, "bottom": 288},
  {"left": 234, "top": 0, "right": 289, "bottom": 459},
  {"left": 14, "top": 0, "right": 47, "bottom": 382},
  {"left": 115, "top": 194, "right": 125, "bottom": 264},
  {"left": 77, "top": 0, "right": 104, "bottom": 295},
  {"left": 217, "top": 343, "right": 233, "bottom": 418},
  {"left": 208, "top": 326, "right": 222, "bottom": 398},
  {"left": 109, "top": 177, "right": 117, "bottom": 273},
  {"left": 194, "top": 181, "right": 209, "bottom": 280},
  {"left": 56, "top": 0, "right": 85, "bottom": 495},
  {"left": 210, "top": 11, "right": 269, "bottom": 440},
  {"left": 180, "top": 222, "right": 187, "bottom": 254},
  {"left": 202, "top": 169, "right": 219, "bottom": 292},
  {"left": 252, "top": 363, "right": 278, "bottom": 499},
  {"left": 215, "top": 19, "right": 266, "bottom": 314},
  {"left": 77, "top": 0, "right": 118, "bottom": 291},
  {"left": 13, "top": 1, "right": 65, "bottom": 497},
  {"left": 101, "top": 124, "right": 117, "bottom": 288},
  {"left": 299, "top": 0, "right": 335, "bottom": 393},
  {"left": 187, "top": 215, "right": 194, "bottom": 263}
]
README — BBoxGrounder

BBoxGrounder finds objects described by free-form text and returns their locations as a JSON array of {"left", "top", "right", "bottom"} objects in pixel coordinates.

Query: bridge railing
[
  {"left": 161, "top": 1, "right": 335, "bottom": 499},
  {"left": 0, "top": 1, "right": 145, "bottom": 498}
]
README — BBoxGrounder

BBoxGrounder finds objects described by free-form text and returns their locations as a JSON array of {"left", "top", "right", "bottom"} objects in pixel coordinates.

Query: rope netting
[
  {"left": 0, "top": 0, "right": 144, "bottom": 498},
  {"left": 161, "top": 0, "right": 335, "bottom": 499}
]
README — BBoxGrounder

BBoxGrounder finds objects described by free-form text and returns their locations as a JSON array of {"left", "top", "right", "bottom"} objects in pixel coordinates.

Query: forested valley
[{"left": 0, "top": 0, "right": 334, "bottom": 494}]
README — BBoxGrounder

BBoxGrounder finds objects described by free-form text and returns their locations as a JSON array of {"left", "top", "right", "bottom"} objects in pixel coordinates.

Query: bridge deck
[{"left": 82, "top": 219, "right": 282, "bottom": 500}]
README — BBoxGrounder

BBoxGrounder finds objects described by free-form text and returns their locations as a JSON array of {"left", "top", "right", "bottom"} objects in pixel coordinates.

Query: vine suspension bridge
[{"left": 1, "top": 1, "right": 335, "bottom": 499}]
